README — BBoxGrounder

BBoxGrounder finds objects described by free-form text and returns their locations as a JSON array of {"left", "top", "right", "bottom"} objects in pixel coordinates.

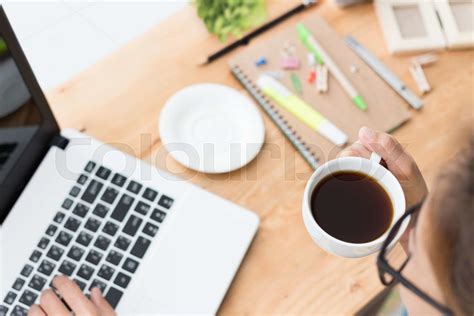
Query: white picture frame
[
  {"left": 434, "top": 0, "right": 474, "bottom": 49},
  {"left": 374, "top": 0, "right": 446, "bottom": 54}
]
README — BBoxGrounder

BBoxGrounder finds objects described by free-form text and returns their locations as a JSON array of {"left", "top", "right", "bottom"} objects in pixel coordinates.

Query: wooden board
[
  {"left": 45, "top": 1, "right": 474, "bottom": 314},
  {"left": 230, "top": 15, "right": 411, "bottom": 165}
]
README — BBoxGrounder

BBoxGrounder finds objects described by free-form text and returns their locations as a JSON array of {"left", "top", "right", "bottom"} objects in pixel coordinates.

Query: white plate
[{"left": 159, "top": 83, "right": 265, "bottom": 174}]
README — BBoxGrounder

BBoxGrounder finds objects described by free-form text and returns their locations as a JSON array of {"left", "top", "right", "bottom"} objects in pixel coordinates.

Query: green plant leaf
[{"left": 194, "top": 0, "right": 267, "bottom": 42}]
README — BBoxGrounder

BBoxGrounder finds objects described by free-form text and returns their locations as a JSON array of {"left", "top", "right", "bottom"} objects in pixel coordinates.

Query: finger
[
  {"left": 91, "top": 288, "right": 116, "bottom": 316},
  {"left": 28, "top": 304, "right": 46, "bottom": 316},
  {"left": 53, "top": 276, "right": 97, "bottom": 315},
  {"left": 39, "top": 289, "right": 69, "bottom": 316},
  {"left": 338, "top": 141, "right": 371, "bottom": 159},
  {"left": 358, "top": 127, "right": 413, "bottom": 172}
]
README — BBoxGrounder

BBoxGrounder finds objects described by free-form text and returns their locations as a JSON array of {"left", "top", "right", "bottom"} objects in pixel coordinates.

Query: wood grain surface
[{"left": 46, "top": 1, "right": 473, "bottom": 314}]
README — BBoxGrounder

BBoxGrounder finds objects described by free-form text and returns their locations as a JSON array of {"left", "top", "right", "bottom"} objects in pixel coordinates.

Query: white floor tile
[
  {"left": 62, "top": 0, "right": 95, "bottom": 12},
  {"left": 21, "top": 13, "right": 118, "bottom": 89},
  {"left": 78, "top": 1, "right": 187, "bottom": 45},
  {"left": 1, "top": 1, "right": 187, "bottom": 89},
  {"left": 2, "top": 2, "right": 74, "bottom": 42}
]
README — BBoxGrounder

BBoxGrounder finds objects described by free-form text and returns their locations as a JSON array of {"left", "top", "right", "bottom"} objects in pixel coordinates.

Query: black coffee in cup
[{"left": 310, "top": 171, "right": 393, "bottom": 244}]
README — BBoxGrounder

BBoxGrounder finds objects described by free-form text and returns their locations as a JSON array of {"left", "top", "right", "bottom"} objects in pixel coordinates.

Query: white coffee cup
[{"left": 302, "top": 152, "right": 408, "bottom": 258}]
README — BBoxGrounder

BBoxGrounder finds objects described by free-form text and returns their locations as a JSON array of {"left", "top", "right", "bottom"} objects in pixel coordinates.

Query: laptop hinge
[{"left": 50, "top": 134, "right": 70, "bottom": 150}]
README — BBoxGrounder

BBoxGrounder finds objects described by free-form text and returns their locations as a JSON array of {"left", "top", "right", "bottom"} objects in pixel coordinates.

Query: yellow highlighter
[{"left": 257, "top": 74, "right": 348, "bottom": 146}]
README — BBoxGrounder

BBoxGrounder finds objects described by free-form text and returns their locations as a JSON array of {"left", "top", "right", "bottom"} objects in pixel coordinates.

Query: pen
[
  {"left": 297, "top": 23, "right": 368, "bottom": 111},
  {"left": 257, "top": 74, "right": 348, "bottom": 146},
  {"left": 199, "top": 1, "right": 317, "bottom": 65}
]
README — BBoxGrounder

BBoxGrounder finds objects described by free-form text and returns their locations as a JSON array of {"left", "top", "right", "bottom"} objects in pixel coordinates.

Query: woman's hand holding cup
[{"left": 338, "top": 127, "right": 428, "bottom": 251}]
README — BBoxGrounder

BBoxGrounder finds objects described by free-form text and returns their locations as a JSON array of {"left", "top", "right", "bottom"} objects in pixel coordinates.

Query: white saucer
[{"left": 159, "top": 83, "right": 265, "bottom": 174}]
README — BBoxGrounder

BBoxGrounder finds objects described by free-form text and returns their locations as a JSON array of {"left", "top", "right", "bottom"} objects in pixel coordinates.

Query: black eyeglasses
[{"left": 377, "top": 199, "right": 453, "bottom": 315}]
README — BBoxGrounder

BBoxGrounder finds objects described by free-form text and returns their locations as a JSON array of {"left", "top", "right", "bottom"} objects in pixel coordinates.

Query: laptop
[{"left": 0, "top": 6, "right": 259, "bottom": 316}]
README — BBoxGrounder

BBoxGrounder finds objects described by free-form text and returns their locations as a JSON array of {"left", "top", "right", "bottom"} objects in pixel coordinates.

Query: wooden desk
[{"left": 47, "top": 1, "right": 473, "bottom": 314}]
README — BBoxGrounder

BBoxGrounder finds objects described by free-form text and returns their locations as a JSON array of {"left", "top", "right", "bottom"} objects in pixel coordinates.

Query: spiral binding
[{"left": 230, "top": 64, "right": 319, "bottom": 170}]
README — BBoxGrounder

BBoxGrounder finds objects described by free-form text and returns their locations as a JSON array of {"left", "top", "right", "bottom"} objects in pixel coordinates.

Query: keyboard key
[
  {"left": 53, "top": 212, "right": 66, "bottom": 224},
  {"left": 70, "top": 186, "right": 81, "bottom": 197},
  {"left": 73, "top": 279, "right": 86, "bottom": 291},
  {"left": 47, "top": 246, "right": 64, "bottom": 261},
  {"left": 28, "top": 275, "right": 46, "bottom": 292},
  {"left": 123, "top": 215, "right": 143, "bottom": 237},
  {"left": 143, "top": 222, "right": 159, "bottom": 237},
  {"left": 77, "top": 174, "right": 88, "bottom": 185},
  {"left": 19, "top": 290, "right": 37, "bottom": 307},
  {"left": 114, "top": 272, "right": 131, "bottom": 289},
  {"left": 97, "top": 265, "right": 115, "bottom": 281},
  {"left": 86, "top": 249, "right": 103, "bottom": 265},
  {"left": 20, "top": 264, "right": 33, "bottom": 278},
  {"left": 37, "top": 237, "right": 50, "bottom": 250},
  {"left": 151, "top": 209, "right": 166, "bottom": 223},
  {"left": 0, "top": 305, "right": 8, "bottom": 316},
  {"left": 62, "top": 198, "right": 73, "bottom": 210},
  {"left": 56, "top": 231, "right": 73, "bottom": 247},
  {"left": 93, "top": 204, "right": 109, "bottom": 218},
  {"left": 126, "top": 181, "right": 142, "bottom": 194},
  {"left": 3, "top": 292, "right": 16, "bottom": 305},
  {"left": 111, "top": 173, "right": 127, "bottom": 187},
  {"left": 11, "top": 305, "right": 27, "bottom": 316},
  {"left": 130, "top": 237, "right": 151, "bottom": 259},
  {"left": 73, "top": 203, "right": 89, "bottom": 218},
  {"left": 85, "top": 217, "right": 101, "bottom": 233},
  {"left": 105, "top": 287, "right": 123, "bottom": 309},
  {"left": 96, "top": 166, "right": 112, "bottom": 180},
  {"left": 122, "top": 258, "right": 139, "bottom": 273},
  {"left": 67, "top": 246, "right": 85, "bottom": 261},
  {"left": 82, "top": 180, "right": 104, "bottom": 204},
  {"left": 76, "top": 231, "right": 93, "bottom": 247},
  {"left": 106, "top": 250, "right": 123, "bottom": 266},
  {"left": 134, "top": 201, "right": 150, "bottom": 215},
  {"left": 158, "top": 195, "right": 174, "bottom": 209},
  {"left": 111, "top": 194, "right": 134, "bottom": 222},
  {"left": 84, "top": 161, "right": 96, "bottom": 173},
  {"left": 64, "top": 217, "right": 81, "bottom": 232},
  {"left": 45, "top": 224, "right": 58, "bottom": 237},
  {"left": 143, "top": 188, "right": 158, "bottom": 202},
  {"left": 38, "top": 260, "right": 56, "bottom": 276},
  {"left": 94, "top": 236, "right": 111, "bottom": 251},
  {"left": 102, "top": 187, "right": 119, "bottom": 204},
  {"left": 59, "top": 260, "right": 76, "bottom": 276},
  {"left": 114, "top": 236, "right": 131, "bottom": 251},
  {"left": 77, "top": 264, "right": 94, "bottom": 280},
  {"left": 90, "top": 279, "right": 107, "bottom": 293},
  {"left": 103, "top": 221, "right": 119, "bottom": 236},
  {"left": 30, "top": 250, "right": 42, "bottom": 263},
  {"left": 12, "top": 278, "right": 25, "bottom": 291}
]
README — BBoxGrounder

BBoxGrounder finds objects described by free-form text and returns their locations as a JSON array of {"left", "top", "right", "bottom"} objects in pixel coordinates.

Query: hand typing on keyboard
[{"left": 28, "top": 276, "right": 115, "bottom": 316}]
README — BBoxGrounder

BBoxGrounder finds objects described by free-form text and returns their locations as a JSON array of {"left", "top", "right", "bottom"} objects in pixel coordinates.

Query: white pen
[{"left": 297, "top": 23, "right": 368, "bottom": 111}]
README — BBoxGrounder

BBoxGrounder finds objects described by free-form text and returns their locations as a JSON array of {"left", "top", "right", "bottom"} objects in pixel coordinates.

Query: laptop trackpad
[{"left": 117, "top": 190, "right": 259, "bottom": 314}]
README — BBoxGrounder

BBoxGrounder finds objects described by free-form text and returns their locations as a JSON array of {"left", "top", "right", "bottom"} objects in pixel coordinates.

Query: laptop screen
[
  {"left": 0, "top": 10, "right": 59, "bottom": 224},
  {"left": 0, "top": 34, "right": 42, "bottom": 182}
]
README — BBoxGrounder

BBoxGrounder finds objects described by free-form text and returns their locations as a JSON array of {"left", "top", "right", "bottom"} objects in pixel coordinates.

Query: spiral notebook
[{"left": 229, "top": 15, "right": 411, "bottom": 169}]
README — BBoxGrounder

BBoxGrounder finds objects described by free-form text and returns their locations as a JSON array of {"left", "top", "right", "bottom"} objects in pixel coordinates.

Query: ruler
[{"left": 345, "top": 36, "right": 423, "bottom": 110}]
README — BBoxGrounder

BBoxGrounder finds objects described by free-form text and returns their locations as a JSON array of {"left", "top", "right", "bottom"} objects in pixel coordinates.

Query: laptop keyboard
[{"left": 0, "top": 161, "right": 174, "bottom": 316}]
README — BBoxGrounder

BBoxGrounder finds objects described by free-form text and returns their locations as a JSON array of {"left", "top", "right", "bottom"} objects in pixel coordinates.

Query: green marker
[
  {"left": 297, "top": 23, "right": 368, "bottom": 111},
  {"left": 290, "top": 73, "right": 302, "bottom": 95}
]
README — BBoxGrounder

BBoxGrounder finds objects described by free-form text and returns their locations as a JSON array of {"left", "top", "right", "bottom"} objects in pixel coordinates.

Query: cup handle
[{"left": 370, "top": 152, "right": 382, "bottom": 164}]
